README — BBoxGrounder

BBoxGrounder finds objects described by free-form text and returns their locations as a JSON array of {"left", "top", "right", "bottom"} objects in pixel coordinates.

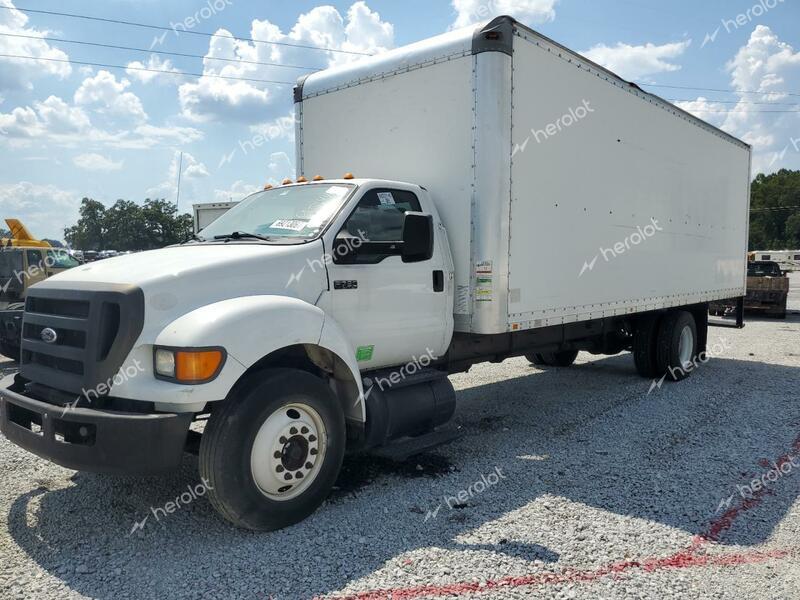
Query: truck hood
[{"left": 35, "top": 242, "right": 329, "bottom": 333}]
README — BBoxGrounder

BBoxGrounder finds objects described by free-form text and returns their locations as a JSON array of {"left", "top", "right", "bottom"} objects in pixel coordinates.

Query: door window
[{"left": 336, "top": 189, "right": 422, "bottom": 264}]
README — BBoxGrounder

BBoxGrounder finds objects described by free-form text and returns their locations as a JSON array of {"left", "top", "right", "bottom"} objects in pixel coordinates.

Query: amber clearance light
[{"left": 154, "top": 347, "right": 226, "bottom": 384}]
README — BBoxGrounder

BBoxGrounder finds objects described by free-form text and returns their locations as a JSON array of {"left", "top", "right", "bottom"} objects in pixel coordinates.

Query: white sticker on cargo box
[
  {"left": 377, "top": 192, "right": 396, "bottom": 206},
  {"left": 476, "top": 260, "right": 492, "bottom": 274},
  {"left": 270, "top": 219, "right": 307, "bottom": 231}
]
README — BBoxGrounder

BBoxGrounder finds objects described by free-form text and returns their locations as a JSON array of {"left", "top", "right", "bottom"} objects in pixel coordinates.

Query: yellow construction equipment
[{"left": 1, "top": 218, "right": 51, "bottom": 248}]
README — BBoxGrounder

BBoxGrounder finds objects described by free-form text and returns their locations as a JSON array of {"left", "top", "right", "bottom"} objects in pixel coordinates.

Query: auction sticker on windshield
[{"left": 270, "top": 219, "right": 308, "bottom": 231}]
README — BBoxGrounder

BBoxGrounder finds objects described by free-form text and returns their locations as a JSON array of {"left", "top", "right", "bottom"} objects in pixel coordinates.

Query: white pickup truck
[{"left": 0, "top": 16, "right": 750, "bottom": 531}]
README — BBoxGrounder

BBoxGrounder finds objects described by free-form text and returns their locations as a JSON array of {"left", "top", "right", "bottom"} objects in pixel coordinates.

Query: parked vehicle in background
[
  {"left": 745, "top": 261, "right": 788, "bottom": 318},
  {"left": 0, "top": 219, "right": 80, "bottom": 360},
  {"left": 0, "top": 16, "right": 751, "bottom": 531},
  {"left": 750, "top": 250, "right": 800, "bottom": 273},
  {"left": 193, "top": 202, "right": 238, "bottom": 234}
]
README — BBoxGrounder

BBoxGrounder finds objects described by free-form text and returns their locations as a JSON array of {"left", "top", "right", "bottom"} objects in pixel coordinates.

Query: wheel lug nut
[
  {"left": 308, "top": 435, "right": 317, "bottom": 442},
  {"left": 305, "top": 462, "right": 313, "bottom": 469},
  {"left": 296, "top": 471, "right": 304, "bottom": 479},
  {"left": 273, "top": 451, "right": 282, "bottom": 459},
  {"left": 301, "top": 427, "right": 309, "bottom": 434},
  {"left": 279, "top": 436, "right": 287, "bottom": 444},
  {"left": 276, "top": 465, "right": 284, "bottom": 473},
  {"left": 290, "top": 427, "right": 298, "bottom": 435},
  {"left": 284, "top": 473, "right": 293, "bottom": 481},
  {"left": 310, "top": 448, "right": 318, "bottom": 455}
]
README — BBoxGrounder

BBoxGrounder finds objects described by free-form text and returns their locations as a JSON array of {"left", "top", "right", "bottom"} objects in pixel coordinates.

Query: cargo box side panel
[
  {"left": 299, "top": 57, "right": 476, "bottom": 325},
  {"left": 508, "top": 33, "right": 750, "bottom": 329}
]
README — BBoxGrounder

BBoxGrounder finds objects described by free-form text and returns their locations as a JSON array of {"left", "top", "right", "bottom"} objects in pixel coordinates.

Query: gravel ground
[{"left": 0, "top": 276, "right": 798, "bottom": 599}]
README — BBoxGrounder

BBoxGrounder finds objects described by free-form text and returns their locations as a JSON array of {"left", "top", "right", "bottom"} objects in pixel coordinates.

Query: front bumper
[{"left": 0, "top": 376, "right": 193, "bottom": 474}]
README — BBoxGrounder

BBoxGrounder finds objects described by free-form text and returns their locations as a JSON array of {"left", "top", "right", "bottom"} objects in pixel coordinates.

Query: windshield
[
  {"left": 200, "top": 184, "right": 355, "bottom": 241},
  {"left": 47, "top": 249, "right": 80, "bottom": 269},
  {"left": 748, "top": 262, "right": 781, "bottom": 277}
]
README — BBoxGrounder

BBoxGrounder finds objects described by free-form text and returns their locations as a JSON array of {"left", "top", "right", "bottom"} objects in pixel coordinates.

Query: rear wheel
[
  {"left": 199, "top": 368, "right": 346, "bottom": 531},
  {"left": 633, "top": 315, "right": 661, "bottom": 378},
  {"left": 527, "top": 350, "right": 579, "bottom": 367},
  {"left": 655, "top": 311, "right": 697, "bottom": 382}
]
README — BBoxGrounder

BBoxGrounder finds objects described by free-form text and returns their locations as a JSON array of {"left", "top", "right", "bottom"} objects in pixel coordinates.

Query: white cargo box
[{"left": 295, "top": 16, "right": 751, "bottom": 335}]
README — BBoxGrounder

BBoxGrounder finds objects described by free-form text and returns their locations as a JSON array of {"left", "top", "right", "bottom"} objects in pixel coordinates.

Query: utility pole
[{"left": 175, "top": 151, "right": 184, "bottom": 211}]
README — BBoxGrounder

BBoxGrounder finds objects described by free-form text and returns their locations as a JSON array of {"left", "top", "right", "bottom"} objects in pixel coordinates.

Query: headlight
[{"left": 154, "top": 347, "right": 226, "bottom": 384}]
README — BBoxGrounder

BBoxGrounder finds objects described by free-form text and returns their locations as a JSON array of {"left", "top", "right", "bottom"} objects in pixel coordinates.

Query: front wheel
[{"left": 199, "top": 368, "right": 346, "bottom": 531}]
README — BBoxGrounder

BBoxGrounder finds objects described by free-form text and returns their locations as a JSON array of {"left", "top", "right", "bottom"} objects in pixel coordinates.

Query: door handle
[{"left": 432, "top": 270, "right": 444, "bottom": 292}]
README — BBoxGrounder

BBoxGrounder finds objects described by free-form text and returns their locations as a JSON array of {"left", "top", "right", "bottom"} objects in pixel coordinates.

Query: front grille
[{"left": 20, "top": 283, "right": 145, "bottom": 395}]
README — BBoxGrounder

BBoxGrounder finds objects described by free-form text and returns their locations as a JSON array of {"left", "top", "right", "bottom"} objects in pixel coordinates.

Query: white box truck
[
  {"left": 192, "top": 201, "right": 239, "bottom": 234},
  {"left": 0, "top": 17, "right": 750, "bottom": 531}
]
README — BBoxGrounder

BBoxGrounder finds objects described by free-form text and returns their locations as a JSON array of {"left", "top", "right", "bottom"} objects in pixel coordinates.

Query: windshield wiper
[{"left": 213, "top": 231, "right": 273, "bottom": 242}]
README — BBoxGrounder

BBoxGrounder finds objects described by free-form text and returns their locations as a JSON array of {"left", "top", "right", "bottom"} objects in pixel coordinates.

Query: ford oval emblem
[{"left": 41, "top": 327, "right": 58, "bottom": 344}]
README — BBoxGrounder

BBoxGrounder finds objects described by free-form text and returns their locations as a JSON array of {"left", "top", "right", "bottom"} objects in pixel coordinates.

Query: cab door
[
  {"left": 327, "top": 187, "right": 450, "bottom": 370},
  {"left": 24, "top": 249, "right": 48, "bottom": 288}
]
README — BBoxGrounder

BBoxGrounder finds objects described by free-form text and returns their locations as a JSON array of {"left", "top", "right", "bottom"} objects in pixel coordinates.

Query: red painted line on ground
[{"left": 322, "top": 432, "right": 800, "bottom": 600}]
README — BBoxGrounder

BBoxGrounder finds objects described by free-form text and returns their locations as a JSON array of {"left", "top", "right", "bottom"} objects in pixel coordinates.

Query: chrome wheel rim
[
  {"left": 678, "top": 325, "right": 694, "bottom": 368},
  {"left": 250, "top": 402, "right": 327, "bottom": 501}
]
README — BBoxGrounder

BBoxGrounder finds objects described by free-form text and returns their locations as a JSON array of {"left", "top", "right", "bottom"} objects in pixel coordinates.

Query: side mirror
[{"left": 401, "top": 212, "right": 433, "bottom": 263}]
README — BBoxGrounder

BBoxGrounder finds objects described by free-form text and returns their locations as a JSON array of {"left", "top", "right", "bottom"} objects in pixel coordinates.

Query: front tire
[{"left": 199, "top": 368, "right": 346, "bottom": 531}]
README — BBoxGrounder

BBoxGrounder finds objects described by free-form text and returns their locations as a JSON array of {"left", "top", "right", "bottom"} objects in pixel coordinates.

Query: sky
[{"left": 0, "top": 0, "right": 799, "bottom": 241}]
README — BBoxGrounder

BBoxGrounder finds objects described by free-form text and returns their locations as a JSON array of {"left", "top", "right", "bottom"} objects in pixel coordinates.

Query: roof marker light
[
  {"left": 313, "top": 175, "right": 324, "bottom": 181},
  {"left": 282, "top": 178, "right": 293, "bottom": 185},
  {"left": 343, "top": 173, "right": 355, "bottom": 180},
  {"left": 296, "top": 176, "right": 308, "bottom": 183}
]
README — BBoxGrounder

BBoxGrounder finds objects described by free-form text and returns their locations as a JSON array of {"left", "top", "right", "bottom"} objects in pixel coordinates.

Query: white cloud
[
  {"left": 0, "top": 0, "right": 71, "bottom": 90},
  {"left": 126, "top": 54, "right": 182, "bottom": 85},
  {"left": 178, "top": 1, "right": 394, "bottom": 123},
  {"left": 74, "top": 71, "right": 147, "bottom": 121},
  {"left": 213, "top": 180, "right": 261, "bottom": 203},
  {"left": 0, "top": 96, "right": 202, "bottom": 150},
  {"left": 249, "top": 111, "right": 298, "bottom": 141},
  {"left": 583, "top": 40, "right": 691, "bottom": 81},
  {"left": 0, "top": 181, "right": 79, "bottom": 240},
  {"left": 451, "top": 0, "right": 557, "bottom": 29},
  {"left": 675, "top": 26, "right": 800, "bottom": 174},
  {"left": 73, "top": 153, "right": 124, "bottom": 172}
]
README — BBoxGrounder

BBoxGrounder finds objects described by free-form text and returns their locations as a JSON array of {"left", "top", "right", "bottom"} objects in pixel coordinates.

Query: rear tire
[
  {"left": 655, "top": 311, "right": 697, "bottom": 382},
  {"left": 199, "top": 368, "right": 346, "bottom": 531},
  {"left": 527, "top": 350, "right": 579, "bottom": 367},
  {"left": 633, "top": 315, "right": 661, "bottom": 378},
  {"left": 526, "top": 353, "right": 547, "bottom": 365}
]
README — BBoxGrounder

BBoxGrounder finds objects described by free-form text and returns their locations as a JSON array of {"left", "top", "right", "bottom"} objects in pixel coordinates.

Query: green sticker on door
[{"left": 356, "top": 345, "right": 375, "bottom": 362}]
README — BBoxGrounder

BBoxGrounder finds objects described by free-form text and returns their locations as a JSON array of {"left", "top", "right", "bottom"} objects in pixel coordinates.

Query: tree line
[
  {"left": 749, "top": 169, "right": 800, "bottom": 250},
  {"left": 63, "top": 198, "right": 193, "bottom": 251}
]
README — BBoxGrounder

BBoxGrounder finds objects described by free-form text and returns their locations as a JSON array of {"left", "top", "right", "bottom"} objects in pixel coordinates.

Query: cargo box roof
[{"left": 296, "top": 15, "right": 749, "bottom": 151}]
